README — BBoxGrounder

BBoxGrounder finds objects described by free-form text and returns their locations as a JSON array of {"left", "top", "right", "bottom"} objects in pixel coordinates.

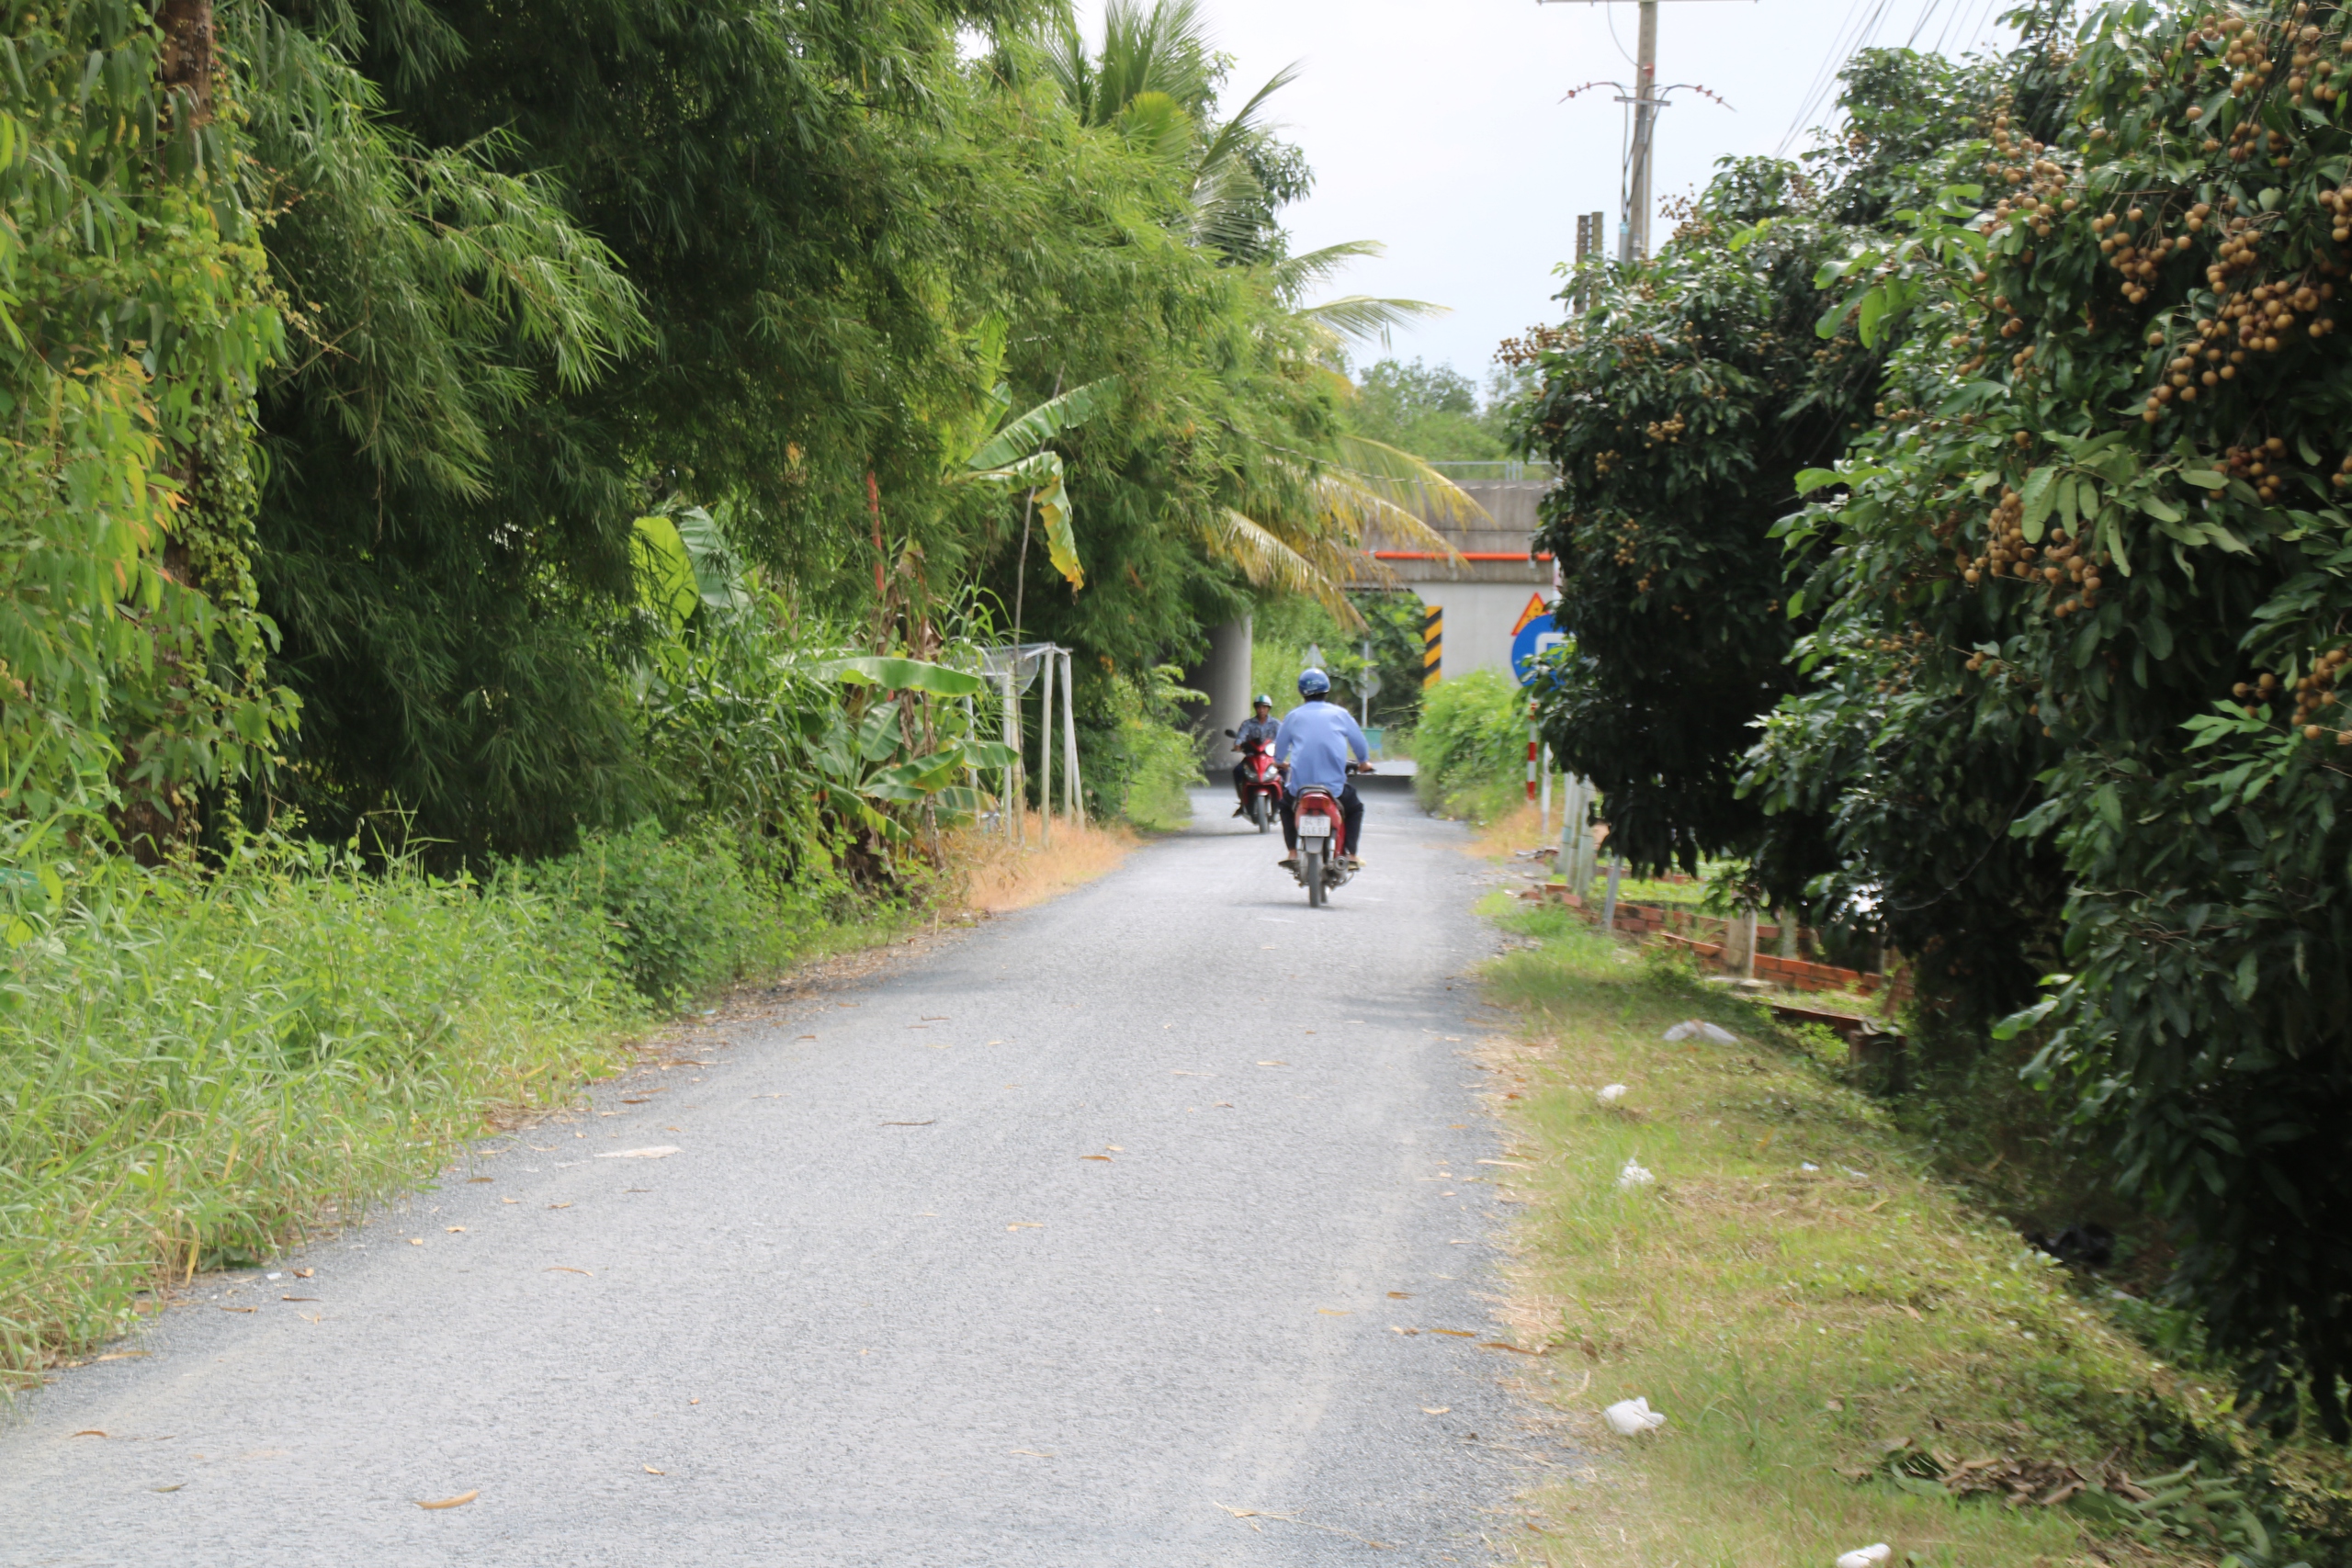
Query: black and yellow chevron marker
[{"left": 1421, "top": 604, "right": 1442, "bottom": 688}]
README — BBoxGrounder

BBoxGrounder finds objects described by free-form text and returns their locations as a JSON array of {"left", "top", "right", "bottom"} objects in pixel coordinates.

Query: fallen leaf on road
[
  {"left": 292, "top": 1269, "right": 313, "bottom": 1279},
  {"left": 1005, "top": 1222, "right": 1044, "bottom": 1231},
  {"left": 986, "top": 1039, "right": 1002, "bottom": 1044},
  {"left": 406, "top": 1238, "right": 424, "bottom": 1247},
  {"left": 1390, "top": 1326, "right": 1418, "bottom": 1336},
  {"left": 1420, "top": 1407, "right": 1451, "bottom": 1416},
  {"left": 445, "top": 1226, "right": 466, "bottom": 1233},
  {"left": 1426, "top": 1328, "right": 1476, "bottom": 1337},
  {"left": 281, "top": 1296, "right": 319, "bottom": 1303},
  {"left": 94, "top": 1351, "right": 148, "bottom": 1362},
  {"left": 1009, "top": 1449, "right": 1056, "bottom": 1458},
  {"left": 70, "top": 1429, "right": 107, "bottom": 1438},
  {"left": 881, "top": 1120, "right": 935, "bottom": 1127},
  {"left": 1317, "top": 1309, "right": 1351, "bottom": 1316},
  {"left": 503, "top": 1198, "right": 519, "bottom": 1204},
  {"left": 414, "top": 1491, "right": 478, "bottom": 1510},
  {"left": 1257, "top": 1060, "right": 1287, "bottom": 1066},
  {"left": 218, "top": 1306, "right": 254, "bottom": 1314},
  {"left": 1481, "top": 1341, "right": 1545, "bottom": 1356},
  {"left": 619, "top": 1097, "right": 653, "bottom": 1104},
  {"left": 547, "top": 1202, "right": 571, "bottom": 1210},
  {"left": 543, "top": 1267, "right": 592, "bottom": 1276},
  {"left": 837, "top": 1002, "right": 858, "bottom": 1009},
  {"left": 1477, "top": 1159, "right": 1530, "bottom": 1168},
  {"left": 1080, "top": 1155, "right": 1112, "bottom": 1162},
  {"left": 151, "top": 1483, "right": 184, "bottom": 1492},
  {"left": 596, "top": 1146, "right": 679, "bottom": 1159},
  {"left": 797, "top": 1034, "right": 817, "bottom": 1041},
  {"left": 1387, "top": 1292, "right": 1413, "bottom": 1299},
  {"left": 643, "top": 1466, "right": 664, "bottom": 1475},
  {"left": 467, "top": 1178, "right": 493, "bottom": 1184},
  {"left": 1107, "top": 1145, "right": 1124, "bottom": 1152}
]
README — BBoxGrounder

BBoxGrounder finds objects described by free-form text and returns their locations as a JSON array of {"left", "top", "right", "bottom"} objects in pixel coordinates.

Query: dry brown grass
[{"left": 947, "top": 814, "right": 1140, "bottom": 915}]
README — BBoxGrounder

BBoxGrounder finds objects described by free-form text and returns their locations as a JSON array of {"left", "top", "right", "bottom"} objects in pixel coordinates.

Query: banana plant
[
  {"left": 629, "top": 504, "right": 753, "bottom": 628},
  {"left": 952, "top": 378, "right": 1115, "bottom": 591},
  {"left": 808, "top": 655, "right": 1017, "bottom": 836}
]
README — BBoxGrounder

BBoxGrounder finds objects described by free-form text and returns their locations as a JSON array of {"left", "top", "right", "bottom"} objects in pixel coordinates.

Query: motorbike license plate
[{"left": 1299, "top": 818, "right": 1331, "bottom": 838}]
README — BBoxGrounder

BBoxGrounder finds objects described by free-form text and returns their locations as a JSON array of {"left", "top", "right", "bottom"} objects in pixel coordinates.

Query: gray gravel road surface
[{"left": 3, "top": 785, "right": 1556, "bottom": 1565}]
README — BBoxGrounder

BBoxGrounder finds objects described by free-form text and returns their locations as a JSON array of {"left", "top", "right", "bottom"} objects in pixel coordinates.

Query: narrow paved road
[{"left": 4, "top": 784, "right": 1550, "bottom": 1566}]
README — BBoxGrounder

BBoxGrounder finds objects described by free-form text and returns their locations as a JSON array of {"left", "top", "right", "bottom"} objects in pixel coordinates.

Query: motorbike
[
  {"left": 1222, "top": 728, "right": 1284, "bottom": 833},
  {"left": 1289, "top": 762, "right": 1373, "bottom": 908}
]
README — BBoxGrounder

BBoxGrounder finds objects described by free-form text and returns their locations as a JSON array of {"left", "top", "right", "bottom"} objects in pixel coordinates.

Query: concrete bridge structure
[{"left": 1189, "top": 463, "right": 1557, "bottom": 728}]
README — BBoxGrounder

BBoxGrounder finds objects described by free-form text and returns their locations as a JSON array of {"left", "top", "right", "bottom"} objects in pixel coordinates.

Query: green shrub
[
  {"left": 518, "top": 820, "right": 804, "bottom": 1005},
  {"left": 1412, "top": 668, "right": 1530, "bottom": 819}
]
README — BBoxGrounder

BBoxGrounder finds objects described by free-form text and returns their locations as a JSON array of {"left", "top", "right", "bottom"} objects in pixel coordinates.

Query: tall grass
[{"left": 0, "top": 840, "right": 651, "bottom": 1382}]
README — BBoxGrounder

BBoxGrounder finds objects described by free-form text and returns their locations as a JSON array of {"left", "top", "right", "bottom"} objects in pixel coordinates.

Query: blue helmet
[{"left": 1297, "top": 668, "right": 1330, "bottom": 697}]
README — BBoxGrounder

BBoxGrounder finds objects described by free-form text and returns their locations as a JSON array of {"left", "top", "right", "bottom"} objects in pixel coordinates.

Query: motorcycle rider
[
  {"left": 1272, "top": 668, "right": 1369, "bottom": 872},
  {"left": 1229, "top": 694, "right": 1281, "bottom": 817}
]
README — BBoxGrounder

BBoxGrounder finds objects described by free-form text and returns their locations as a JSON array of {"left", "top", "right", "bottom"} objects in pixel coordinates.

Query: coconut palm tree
[{"left": 1012, "top": 0, "right": 1481, "bottom": 624}]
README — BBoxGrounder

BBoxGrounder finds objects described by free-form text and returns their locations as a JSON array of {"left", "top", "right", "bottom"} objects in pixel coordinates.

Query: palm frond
[
  {"left": 1265, "top": 240, "right": 1386, "bottom": 303},
  {"left": 1329, "top": 434, "right": 1488, "bottom": 527},
  {"left": 1295, "top": 294, "right": 1449, "bottom": 350},
  {"left": 1197, "top": 61, "right": 1301, "bottom": 175},
  {"left": 1201, "top": 511, "right": 1368, "bottom": 627}
]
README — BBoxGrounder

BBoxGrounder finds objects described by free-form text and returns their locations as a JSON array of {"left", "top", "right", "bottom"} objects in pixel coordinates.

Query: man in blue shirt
[{"left": 1272, "top": 668, "right": 1369, "bottom": 870}]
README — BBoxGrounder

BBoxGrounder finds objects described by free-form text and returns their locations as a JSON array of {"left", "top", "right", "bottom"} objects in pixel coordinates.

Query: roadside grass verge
[
  {"left": 1481, "top": 904, "right": 2345, "bottom": 1568},
  {"left": 0, "top": 848, "right": 639, "bottom": 1385},
  {"left": 2, "top": 814, "right": 1141, "bottom": 1388}
]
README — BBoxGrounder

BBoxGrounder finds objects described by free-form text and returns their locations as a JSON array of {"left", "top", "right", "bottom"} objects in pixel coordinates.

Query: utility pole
[
  {"left": 1624, "top": 0, "right": 1657, "bottom": 264},
  {"left": 1546, "top": 1, "right": 1739, "bottom": 269}
]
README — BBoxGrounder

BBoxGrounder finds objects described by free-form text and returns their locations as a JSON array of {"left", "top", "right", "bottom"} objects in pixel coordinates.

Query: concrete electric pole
[
  {"left": 1545, "top": 0, "right": 1739, "bottom": 267},
  {"left": 1624, "top": 0, "right": 1658, "bottom": 263}
]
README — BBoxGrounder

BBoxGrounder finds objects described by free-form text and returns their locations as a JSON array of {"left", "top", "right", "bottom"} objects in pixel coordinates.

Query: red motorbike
[
  {"left": 1289, "top": 762, "right": 1372, "bottom": 908},
  {"left": 1225, "top": 729, "right": 1285, "bottom": 833}
]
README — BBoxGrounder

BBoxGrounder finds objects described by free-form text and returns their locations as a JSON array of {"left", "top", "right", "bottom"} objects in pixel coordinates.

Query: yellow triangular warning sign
[{"left": 1510, "top": 592, "right": 1549, "bottom": 637}]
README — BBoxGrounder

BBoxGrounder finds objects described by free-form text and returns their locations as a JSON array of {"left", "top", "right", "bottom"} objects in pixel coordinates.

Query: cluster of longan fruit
[
  {"left": 2098, "top": 205, "right": 2196, "bottom": 305},
  {"left": 2233, "top": 649, "right": 2352, "bottom": 740},
  {"left": 2221, "top": 437, "right": 2301, "bottom": 502},
  {"left": 1610, "top": 518, "right": 1644, "bottom": 568},
  {"left": 1985, "top": 110, "right": 2073, "bottom": 239},
  {"left": 1959, "top": 493, "right": 2109, "bottom": 617},
  {"left": 1642, "top": 413, "right": 1687, "bottom": 446},
  {"left": 2289, "top": 648, "right": 2348, "bottom": 734},
  {"left": 1593, "top": 449, "right": 1620, "bottom": 477},
  {"left": 1860, "top": 629, "right": 1929, "bottom": 694}
]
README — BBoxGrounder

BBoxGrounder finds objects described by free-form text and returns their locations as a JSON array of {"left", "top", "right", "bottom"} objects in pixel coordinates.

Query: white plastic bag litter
[
  {"left": 1835, "top": 1545, "right": 1892, "bottom": 1568},
  {"left": 1663, "top": 1020, "right": 1736, "bottom": 1043},
  {"left": 1603, "top": 1396, "right": 1668, "bottom": 1435},
  {"left": 1616, "top": 1156, "right": 1655, "bottom": 1190},
  {"left": 1596, "top": 1083, "right": 1629, "bottom": 1106}
]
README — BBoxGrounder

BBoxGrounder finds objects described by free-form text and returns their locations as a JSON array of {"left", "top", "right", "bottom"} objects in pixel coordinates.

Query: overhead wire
[{"left": 1775, "top": 0, "right": 1898, "bottom": 156}]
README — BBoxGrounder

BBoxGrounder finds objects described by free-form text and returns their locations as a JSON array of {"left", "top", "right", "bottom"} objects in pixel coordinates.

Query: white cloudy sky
[{"left": 1074, "top": 0, "right": 2016, "bottom": 387}]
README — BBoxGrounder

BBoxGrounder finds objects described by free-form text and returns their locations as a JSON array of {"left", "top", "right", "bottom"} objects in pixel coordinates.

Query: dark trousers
[
  {"left": 1281, "top": 784, "right": 1363, "bottom": 856},
  {"left": 1232, "top": 760, "right": 1256, "bottom": 800}
]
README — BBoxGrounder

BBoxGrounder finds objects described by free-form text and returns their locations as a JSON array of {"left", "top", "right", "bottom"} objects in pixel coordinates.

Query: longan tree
[
  {"left": 1763, "top": 0, "right": 2352, "bottom": 1435},
  {"left": 1514, "top": 53, "right": 1995, "bottom": 874}
]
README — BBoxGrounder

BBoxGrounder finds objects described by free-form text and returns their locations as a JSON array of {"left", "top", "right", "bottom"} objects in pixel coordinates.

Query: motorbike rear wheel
[
  {"left": 1304, "top": 847, "right": 1325, "bottom": 907},
  {"left": 1252, "top": 794, "right": 1270, "bottom": 833}
]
